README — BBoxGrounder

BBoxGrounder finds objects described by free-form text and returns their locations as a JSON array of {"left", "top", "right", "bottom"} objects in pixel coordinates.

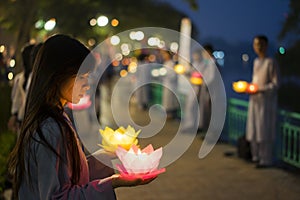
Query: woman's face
[{"left": 60, "top": 73, "right": 90, "bottom": 105}]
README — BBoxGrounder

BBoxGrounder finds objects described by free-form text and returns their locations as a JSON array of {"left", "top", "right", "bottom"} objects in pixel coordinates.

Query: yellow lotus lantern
[
  {"left": 190, "top": 71, "right": 203, "bottom": 85},
  {"left": 232, "top": 81, "right": 248, "bottom": 93},
  {"left": 115, "top": 144, "right": 166, "bottom": 179},
  {"left": 99, "top": 126, "right": 140, "bottom": 153},
  {"left": 174, "top": 64, "right": 186, "bottom": 74}
]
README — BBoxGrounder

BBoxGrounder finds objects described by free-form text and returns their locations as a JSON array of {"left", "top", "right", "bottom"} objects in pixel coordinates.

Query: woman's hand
[{"left": 111, "top": 174, "right": 157, "bottom": 188}]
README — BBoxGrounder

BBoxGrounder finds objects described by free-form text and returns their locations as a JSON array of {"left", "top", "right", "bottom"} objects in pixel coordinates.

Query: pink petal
[
  {"left": 142, "top": 144, "right": 154, "bottom": 154},
  {"left": 131, "top": 144, "right": 139, "bottom": 154}
]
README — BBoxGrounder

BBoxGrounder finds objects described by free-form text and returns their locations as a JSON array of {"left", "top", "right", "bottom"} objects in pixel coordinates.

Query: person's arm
[
  {"left": 34, "top": 120, "right": 155, "bottom": 199},
  {"left": 260, "top": 59, "right": 279, "bottom": 92},
  {"left": 33, "top": 121, "right": 116, "bottom": 200},
  {"left": 87, "top": 150, "right": 115, "bottom": 181}
]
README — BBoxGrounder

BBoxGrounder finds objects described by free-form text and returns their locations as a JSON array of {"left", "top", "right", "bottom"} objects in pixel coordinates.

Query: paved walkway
[
  {"left": 106, "top": 75, "right": 300, "bottom": 200},
  {"left": 115, "top": 107, "right": 300, "bottom": 200},
  {"left": 3, "top": 76, "right": 300, "bottom": 200}
]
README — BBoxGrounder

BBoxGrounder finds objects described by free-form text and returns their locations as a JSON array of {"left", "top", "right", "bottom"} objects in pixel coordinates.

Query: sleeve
[
  {"left": 34, "top": 121, "right": 116, "bottom": 200},
  {"left": 204, "top": 61, "right": 216, "bottom": 86},
  {"left": 261, "top": 59, "right": 280, "bottom": 92},
  {"left": 87, "top": 150, "right": 115, "bottom": 181},
  {"left": 10, "top": 75, "right": 22, "bottom": 115}
]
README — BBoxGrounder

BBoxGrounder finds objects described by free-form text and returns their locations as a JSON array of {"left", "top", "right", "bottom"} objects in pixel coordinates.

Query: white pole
[{"left": 178, "top": 18, "right": 191, "bottom": 73}]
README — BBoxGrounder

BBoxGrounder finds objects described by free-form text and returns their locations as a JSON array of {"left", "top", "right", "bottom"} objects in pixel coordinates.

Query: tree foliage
[
  {"left": 0, "top": 0, "right": 198, "bottom": 71},
  {"left": 276, "top": 0, "right": 300, "bottom": 112},
  {"left": 278, "top": 0, "right": 300, "bottom": 40},
  {"left": 277, "top": 0, "right": 300, "bottom": 77}
]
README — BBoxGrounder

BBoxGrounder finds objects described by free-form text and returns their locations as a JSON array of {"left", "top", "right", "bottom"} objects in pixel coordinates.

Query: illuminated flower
[
  {"left": 67, "top": 95, "right": 91, "bottom": 110},
  {"left": 116, "top": 144, "right": 166, "bottom": 179},
  {"left": 99, "top": 126, "right": 140, "bottom": 153}
]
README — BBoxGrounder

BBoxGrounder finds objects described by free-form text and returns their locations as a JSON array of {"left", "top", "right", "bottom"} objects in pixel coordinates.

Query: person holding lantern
[
  {"left": 181, "top": 49, "right": 204, "bottom": 132},
  {"left": 8, "top": 34, "right": 155, "bottom": 200},
  {"left": 246, "top": 35, "right": 280, "bottom": 168},
  {"left": 161, "top": 49, "right": 179, "bottom": 119},
  {"left": 198, "top": 44, "right": 217, "bottom": 133}
]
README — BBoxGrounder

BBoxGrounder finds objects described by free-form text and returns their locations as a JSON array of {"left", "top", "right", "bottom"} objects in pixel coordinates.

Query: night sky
[{"left": 162, "top": 0, "right": 290, "bottom": 45}]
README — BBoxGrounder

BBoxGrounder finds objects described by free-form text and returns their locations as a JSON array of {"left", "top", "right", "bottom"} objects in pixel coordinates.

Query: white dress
[
  {"left": 11, "top": 72, "right": 31, "bottom": 121},
  {"left": 162, "top": 60, "right": 178, "bottom": 112},
  {"left": 246, "top": 57, "right": 279, "bottom": 142}
]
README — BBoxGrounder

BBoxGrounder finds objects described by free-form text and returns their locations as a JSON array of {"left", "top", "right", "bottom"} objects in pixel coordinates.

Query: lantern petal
[
  {"left": 142, "top": 144, "right": 154, "bottom": 154},
  {"left": 116, "top": 146, "right": 128, "bottom": 160}
]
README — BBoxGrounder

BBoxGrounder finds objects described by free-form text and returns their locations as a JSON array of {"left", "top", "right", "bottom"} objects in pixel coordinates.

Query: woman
[{"left": 8, "top": 34, "right": 154, "bottom": 200}]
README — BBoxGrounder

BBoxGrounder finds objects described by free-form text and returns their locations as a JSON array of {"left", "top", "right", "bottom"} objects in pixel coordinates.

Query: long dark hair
[{"left": 8, "top": 34, "right": 95, "bottom": 198}]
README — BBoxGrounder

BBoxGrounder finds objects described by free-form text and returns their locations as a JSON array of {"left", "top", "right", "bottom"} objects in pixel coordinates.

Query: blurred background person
[
  {"left": 0, "top": 52, "right": 8, "bottom": 86},
  {"left": 198, "top": 44, "right": 217, "bottom": 133},
  {"left": 161, "top": 50, "right": 178, "bottom": 119},
  {"left": 181, "top": 49, "right": 204, "bottom": 132},
  {"left": 246, "top": 35, "right": 280, "bottom": 168},
  {"left": 7, "top": 44, "right": 35, "bottom": 133},
  {"left": 135, "top": 53, "right": 151, "bottom": 110}
]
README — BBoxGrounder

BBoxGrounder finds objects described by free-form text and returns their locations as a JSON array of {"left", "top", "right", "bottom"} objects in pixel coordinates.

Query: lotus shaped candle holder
[
  {"left": 115, "top": 144, "right": 166, "bottom": 179},
  {"left": 99, "top": 126, "right": 140, "bottom": 153}
]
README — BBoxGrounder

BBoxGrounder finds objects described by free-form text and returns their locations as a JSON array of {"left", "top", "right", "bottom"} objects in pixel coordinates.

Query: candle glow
[
  {"left": 232, "top": 81, "right": 248, "bottom": 93},
  {"left": 99, "top": 126, "right": 140, "bottom": 153},
  {"left": 246, "top": 83, "right": 258, "bottom": 93}
]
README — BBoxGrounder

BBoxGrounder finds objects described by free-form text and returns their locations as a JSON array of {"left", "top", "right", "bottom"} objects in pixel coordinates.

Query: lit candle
[
  {"left": 116, "top": 144, "right": 166, "bottom": 179},
  {"left": 99, "top": 126, "right": 140, "bottom": 153}
]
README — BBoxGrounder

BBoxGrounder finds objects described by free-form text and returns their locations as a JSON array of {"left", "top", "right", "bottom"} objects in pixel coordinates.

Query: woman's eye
[{"left": 79, "top": 75, "right": 88, "bottom": 80}]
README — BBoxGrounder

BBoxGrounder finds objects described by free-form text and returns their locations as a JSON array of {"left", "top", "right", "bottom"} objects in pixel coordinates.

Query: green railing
[
  {"left": 278, "top": 110, "right": 300, "bottom": 168},
  {"left": 227, "top": 97, "right": 300, "bottom": 168},
  {"left": 149, "top": 83, "right": 185, "bottom": 118},
  {"left": 150, "top": 83, "right": 163, "bottom": 105},
  {"left": 227, "top": 98, "right": 249, "bottom": 144},
  {"left": 150, "top": 84, "right": 300, "bottom": 168}
]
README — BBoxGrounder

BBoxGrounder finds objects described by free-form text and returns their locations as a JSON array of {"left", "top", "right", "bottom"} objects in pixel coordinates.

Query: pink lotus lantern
[
  {"left": 67, "top": 95, "right": 92, "bottom": 110},
  {"left": 115, "top": 144, "right": 166, "bottom": 179}
]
